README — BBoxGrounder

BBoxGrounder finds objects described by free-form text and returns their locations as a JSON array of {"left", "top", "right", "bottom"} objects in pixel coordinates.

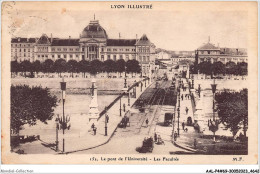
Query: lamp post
[
  {"left": 60, "top": 77, "right": 66, "bottom": 153},
  {"left": 55, "top": 117, "right": 59, "bottom": 152},
  {"left": 105, "top": 107, "right": 108, "bottom": 136},
  {"left": 191, "top": 74, "right": 194, "bottom": 89},
  {"left": 119, "top": 97, "right": 122, "bottom": 116},
  {"left": 128, "top": 85, "right": 130, "bottom": 106},
  {"left": 177, "top": 107, "right": 180, "bottom": 137},
  {"left": 141, "top": 82, "right": 143, "bottom": 92},
  {"left": 208, "top": 79, "right": 219, "bottom": 142},
  {"left": 198, "top": 84, "right": 201, "bottom": 98},
  {"left": 124, "top": 65, "right": 127, "bottom": 89}
]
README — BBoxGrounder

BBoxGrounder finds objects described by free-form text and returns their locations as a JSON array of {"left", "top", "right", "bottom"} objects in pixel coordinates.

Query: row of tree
[
  {"left": 215, "top": 88, "right": 248, "bottom": 140},
  {"left": 11, "top": 59, "right": 141, "bottom": 77},
  {"left": 190, "top": 61, "right": 248, "bottom": 77}
]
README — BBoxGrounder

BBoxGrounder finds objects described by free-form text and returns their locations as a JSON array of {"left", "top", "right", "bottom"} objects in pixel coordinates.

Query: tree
[
  {"left": 53, "top": 59, "right": 67, "bottom": 77},
  {"left": 42, "top": 59, "right": 54, "bottom": 75},
  {"left": 89, "top": 59, "right": 103, "bottom": 75},
  {"left": 66, "top": 60, "right": 78, "bottom": 77},
  {"left": 198, "top": 61, "right": 212, "bottom": 78},
  {"left": 116, "top": 59, "right": 126, "bottom": 77},
  {"left": 215, "top": 89, "right": 248, "bottom": 139},
  {"left": 126, "top": 59, "right": 141, "bottom": 76},
  {"left": 11, "top": 61, "right": 20, "bottom": 75},
  {"left": 32, "top": 60, "right": 42, "bottom": 75},
  {"left": 212, "top": 61, "right": 225, "bottom": 76},
  {"left": 20, "top": 60, "right": 32, "bottom": 77},
  {"left": 78, "top": 60, "right": 90, "bottom": 77},
  {"left": 103, "top": 59, "right": 116, "bottom": 76},
  {"left": 11, "top": 85, "right": 57, "bottom": 135},
  {"left": 237, "top": 62, "right": 248, "bottom": 76},
  {"left": 225, "top": 61, "right": 236, "bottom": 76}
]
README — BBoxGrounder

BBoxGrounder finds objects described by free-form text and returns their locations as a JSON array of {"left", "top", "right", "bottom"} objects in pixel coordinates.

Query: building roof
[
  {"left": 36, "top": 34, "right": 51, "bottom": 44},
  {"left": 51, "top": 39, "right": 80, "bottom": 46},
  {"left": 81, "top": 20, "right": 108, "bottom": 39},
  {"left": 107, "top": 39, "right": 136, "bottom": 46},
  {"left": 11, "top": 38, "right": 36, "bottom": 43},
  {"left": 136, "top": 34, "right": 151, "bottom": 45},
  {"left": 198, "top": 42, "right": 220, "bottom": 50}
]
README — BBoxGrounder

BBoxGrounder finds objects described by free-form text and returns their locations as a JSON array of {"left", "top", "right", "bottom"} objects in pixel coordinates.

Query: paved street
[{"left": 74, "top": 80, "right": 189, "bottom": 154}]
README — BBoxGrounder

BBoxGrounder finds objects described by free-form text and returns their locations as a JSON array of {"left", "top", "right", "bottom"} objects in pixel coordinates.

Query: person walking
[
  {"left": 93, "top": 126, "right": 97, "bottom": 135},
  {"left": 154, "top": 132, "right": 158, "bottom": 143},
  {"left": 185, "top": 107, "right": 189, "bottom": 115},
  {"left": 194, "top": 138, "right": 197, "bottom": 149},
  {"left": 105, "top": 114, "right": 109, "bottom": 123},
  {"left": 182, "top": 122, "right": 185, "bottom": 130},
  {"left": 181, "top": 94, "right": 183, "bottom": 101},
  {"left": 174, "top": 131, "right": 178, "bottom": 141},
  {"left": 145, "top": 118, "right": 149, "bottom": 128}
]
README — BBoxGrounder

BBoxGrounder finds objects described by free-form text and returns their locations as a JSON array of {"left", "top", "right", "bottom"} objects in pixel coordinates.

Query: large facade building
[
  {"left": 11, "top": 19, "right": 156, "bottom": 73},
  {"left": 195, "top": 38, "right": 248, "bottom": 65}
]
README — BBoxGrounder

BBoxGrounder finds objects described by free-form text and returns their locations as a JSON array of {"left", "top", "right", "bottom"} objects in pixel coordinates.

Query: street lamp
[
  {"left": 55, "top": 116, "right": 59, "bottom": 152},
  {"left": 60, "top": 77, "right": 67, "bottom": 153},
  {"left": 119, "top": 97, "right": 122, "bottom": 117},
  {"left": 177, "top": 107, "right": 180, "bottom": 136},
  {"left": 128, "top": 85, "right": 130, "bottom": 106},
  {"left": 208, "top": 79, "right": 219, "bottom": 142},
  {"left": 124, "top": 65, "right": 127, "bottom": 89},
  {"left": 198, "top": 84, "right": 201, "bottom": 98},
  {"left": 191, "top": 74, "right": 194, "bottom": 89},
  {"left": 105, "top": 107, "right": 108, "bottom": 136}
]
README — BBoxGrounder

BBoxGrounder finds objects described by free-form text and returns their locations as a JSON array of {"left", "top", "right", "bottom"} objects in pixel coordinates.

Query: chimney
[
  {"left": 69, "top": 36, "right": 71, "bottom": 40},
  {"left": 236, "top": 48, "right": 239, "bottom": 55},
  {"left": 51, "top": 33, "right": 53, "bottom": 42},
  {"left": 119, "top": 33, "right": 121, "bottom": 40}
]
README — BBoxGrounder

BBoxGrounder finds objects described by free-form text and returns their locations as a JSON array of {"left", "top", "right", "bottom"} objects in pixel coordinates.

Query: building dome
[{"left": 81, "top": 20, "right": 107, "bottom": 39}]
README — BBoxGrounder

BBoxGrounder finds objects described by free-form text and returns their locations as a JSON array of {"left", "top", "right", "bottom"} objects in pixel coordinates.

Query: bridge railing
[{"left": 97, "top": 77, "right": 149, "bottom": 121}]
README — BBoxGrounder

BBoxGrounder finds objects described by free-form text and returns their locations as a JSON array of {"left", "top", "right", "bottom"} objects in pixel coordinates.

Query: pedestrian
[
  {"left": 91, "top": 123, "right": 95, "bottom": 130},
  {"left": 187, "top": 94, "right": 190, "bottom": 100},
  {"left": 145, "top": 118, "right": 149, "bottom": 127},
  {"left": 181, "top": 94, "right": 183, "bottom": 101},
  {"left": 154, "top": 132, "right": 158, "bottom": 143},
  {"left": 105, "top": 114, "right": 109, "bottom": 123},
  {"left": 194, "top": 138, "right": 197, "bottom": 149},
  {"left": 123, "top": 103, "right": 126, "bottom": 112},
  {"left": 185, "top": 107, "right": 189, "bottom": 115},
  {"left": 174, "top": 131, "right": 178, "bottom": 141},
  {"left": 182, "top": 122, "right": 185, "bottom": 130},
  {"left": 93, "top": 126, "right": 97, "bottom": 135}
]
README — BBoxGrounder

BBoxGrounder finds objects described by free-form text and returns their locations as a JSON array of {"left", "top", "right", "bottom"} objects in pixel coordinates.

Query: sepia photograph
[{"left": 1, "top": 1, "right": 258, "bottom": 165}]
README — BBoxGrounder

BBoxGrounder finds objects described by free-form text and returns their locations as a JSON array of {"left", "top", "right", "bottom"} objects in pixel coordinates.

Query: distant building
[
  {"left": 171, "top": 56, "right": 195, "bottom": 64},
  {"left": 11, "top": 19, "right": 156, "bottom": 74},
  {"left": 195, "top": 37, "right": 248, "bottom": 64},
  {"left": 156, "top": 51, "right": 171, "bottom": 59}
]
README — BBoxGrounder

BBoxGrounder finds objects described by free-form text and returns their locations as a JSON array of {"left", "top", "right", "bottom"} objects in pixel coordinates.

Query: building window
[
  {"left": 107, "top": 48, "right": 111, "bottom": 52},
  {"left": 52, "top": 48, "right": 55, "bottom": 51},
  {"left": 125, "top": 55, "right": 129, "bottom": 61},
  {"left": 101, "top": 48, "right": 104, "bottom": 52},
  {"left": 126, "top": 49, "right": 129, "bottom": 51},
  {"left": 107, "top": 55, "right": 111, "bottom": 59},
  {"left": 76, "top": 55, "right": 79, "bottom": 58},
  {"left": 70, "top": 55, "right": 73, "bottom": 59},
  {"left": 120, "top": 55, "right": 123, "bottom": 59},
  {"left": 82, "top": 48, "right": 84, "bottom": 51},
  {"left": 113, "top": 49, "right": 117, "bottom": 51},
  {"left": 101, "top": 55, "right": 104, "bottom": 61},
  {"left": 38, "top": 55, "right": 40, "bottom": 58},
  {"left": 52, "top": 55, "right": 55, "bottom": 58},
  {"left": 58, "top": 48, "right": 61, "bottom": 51},
  {"left": 147, "top": 56, "right": 150, "bottom": 62},
  {"left": 208, "top": 51, "right": 210, "bottom": 54},
  {"left": 64, "top": 55, "right": 67, "bottom": 58},
  {"left": 132, "top": 49, "right": 135, "bottom": 51},
  {"left": 113, "top": 55, "right": 116, "bottom": 61},
  {"left": 143, "top": 56, "right": 146, "bottom": 62},
  {"left": 63, "top": 48, "right": 67, "bottom": 51},
  {"left": 132, "top": 54, "right": 135, "bottom": 60},
  {"left": 119, "top": 49, "right": 123, "bottom": 51},
  {"left": 70, "top": 48, "right": 73, "bottom": 51},
  {"left": 24, "top": 53, "right": 26, "bottom": 57},
  {"left": 58, "top": 55, "right": 61, "bottom": 58},
  {"left": 42, "top": 55, "right": 44, "bottom": 58},
  {"left": 139, "top": 56, "right": 142, "bottom": 62},
  {"left": 24, "top": 49, "right": 26, "bottom": 52}
]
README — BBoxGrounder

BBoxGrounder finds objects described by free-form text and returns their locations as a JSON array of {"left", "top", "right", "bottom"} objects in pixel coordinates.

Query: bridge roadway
[{"left": 74, "top": 80, "right": 190, "bottom": 154}]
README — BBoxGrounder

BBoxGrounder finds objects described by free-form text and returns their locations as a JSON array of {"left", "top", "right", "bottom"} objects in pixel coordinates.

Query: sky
[{"left": 9, "top": 4, "right": 248, "bottom": 51}]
